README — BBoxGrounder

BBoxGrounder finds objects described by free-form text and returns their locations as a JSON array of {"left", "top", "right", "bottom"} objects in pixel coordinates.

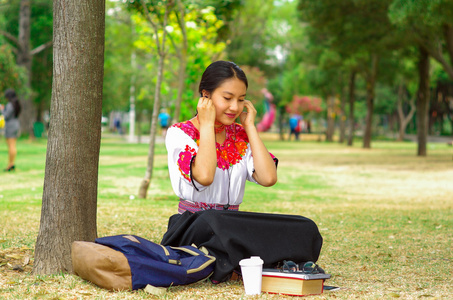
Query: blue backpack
[{"left": 72, "top": 235, "right": 216, "bottom": 291}]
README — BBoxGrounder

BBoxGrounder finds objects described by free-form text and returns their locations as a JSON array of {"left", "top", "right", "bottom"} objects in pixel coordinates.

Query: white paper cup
[{"left": 239, "top": 256, "right": 264, "bottom": 295}]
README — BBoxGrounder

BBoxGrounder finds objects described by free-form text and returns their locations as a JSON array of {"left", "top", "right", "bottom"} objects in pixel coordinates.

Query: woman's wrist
[{"left": 243, "top": 123, "right": 257, "bottom": 135}]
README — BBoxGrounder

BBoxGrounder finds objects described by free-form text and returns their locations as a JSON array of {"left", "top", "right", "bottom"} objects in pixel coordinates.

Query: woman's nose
[{"left": 229, "top": 100, "right": 239, "bottom": 112}]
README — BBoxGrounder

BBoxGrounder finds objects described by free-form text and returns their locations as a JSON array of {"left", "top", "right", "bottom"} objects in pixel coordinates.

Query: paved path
[
  {"left": 403, "top": 134, "right": 453, "bottom": 144},
  {"left": 102, "top": 132, "right": 453, "bottom": 145},
  {"left": 101, "top": 133, "right": 164, "bottom": 144}
]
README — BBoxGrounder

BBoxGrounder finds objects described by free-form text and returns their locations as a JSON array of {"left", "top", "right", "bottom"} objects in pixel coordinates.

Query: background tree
[
  {"left": 131, "top": 0, "right": 174, "bottom": 199},
  {"left": 173, "top": 6, "right": 226, "bottom": 120},
  {"left": 225, "top": 0, "right": 275, "bottom": 75},
  {"left": 389, "top": 0, "right": 453, "bottom": 81},
  {"left": 167, "top": 0, "right": 188, "bottom": 125},
  {"left": 0, "top": 0, "right": 53, "bottom": 137},
  {"left": 389, "top": 0, "right": 453, "bottom": 155},
  {"left": 33, "top": 0, "right": 105, "bottom": 274},
  {"left": 265, "top": 0, "right": 312, "bottom": 138},
  {"left": 416, "top": 47, "right": 430, "bottom": 156},
  {"left": 298, "top": 0, "right": 402, "bottom": 148},
  {"left": 103, "top": 0, "right": 134, "bottom": 114}
]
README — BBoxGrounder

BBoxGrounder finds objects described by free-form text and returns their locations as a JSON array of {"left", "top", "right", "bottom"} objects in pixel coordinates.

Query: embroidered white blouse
[{"left": 165, "top": 120, "right": 277, "bottom": 206}]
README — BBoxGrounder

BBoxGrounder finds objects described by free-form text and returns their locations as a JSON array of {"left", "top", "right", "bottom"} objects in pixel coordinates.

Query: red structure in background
[
  {"left": 256, "top": 88, "right": 276, "bottom": 132},
  {"left": 286, "top": 95, "right": 323, "bottom": 115}
]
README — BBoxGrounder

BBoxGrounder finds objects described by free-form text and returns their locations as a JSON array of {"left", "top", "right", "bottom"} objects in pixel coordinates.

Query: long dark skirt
[{"left": 161, "top": 210, "right": 323, "bottom": 283}]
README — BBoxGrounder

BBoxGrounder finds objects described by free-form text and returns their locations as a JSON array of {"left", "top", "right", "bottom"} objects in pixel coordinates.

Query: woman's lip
[{"left": 225, "top": 113, "right": 236, "bottom": 118}]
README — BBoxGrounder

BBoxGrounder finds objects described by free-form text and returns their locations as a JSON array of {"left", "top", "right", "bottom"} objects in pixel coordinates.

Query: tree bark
[
  {"left": 363, "top": 55, "right": 378, "bottom": 149},
  {"left": 278, "top": 106, "right": 286, "bottom": 141},
  {"left": 422, "top": 39, "right": 453, "bottom": 80},
  {"left": 338, "top": 84, "right": 347, "bottom": 144},
  {"left": 33, "top": 0, "right": 105, "bottom": 275},
  {"left": 325, "top": 94, "right": 336, "bottom": 142},
  {"left": 347, "top": 71, "right": 356, "bottom": 146},
  {"left": 416, "top": 46, "right": 430, "bottom": 157},
  {"left": 138, "top": 54, "right": 164, "bottom": 198},
  {"left": 443, "top": 24, "right": 453, "bottom": 71},
  {"left": 17, "top": 0, "right": 36, "bottom": 138}
]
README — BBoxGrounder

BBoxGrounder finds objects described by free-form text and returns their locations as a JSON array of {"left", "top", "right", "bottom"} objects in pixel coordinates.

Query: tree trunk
[
  {"left": 347, "top": 71, "right": 356, "bottom": 146},
  {"left": 363, "top": 55, "right": 378, "bottom": 149},
  {"left": 138, "top": 1, "right": 171, "bottom": 199},
  {"left": 416, "top": 47, "right": 430, "bottom": 157},
  {"left": 33, "top": 0, "right": 105, "bottom": 275},
  {"left": 443, "top": 24, "right": 453, "bottom": 75},
  {"left": 397, "top": 82, "right": 416, "bottom": 141},
  {"left": 278, "top": 106, "right": 286, "bottom": 141},
  {"left": 173, "top": 52, "right": 187, "bottom": 124},
  {"left": 325, "top": 95, "right": 335, "bottom": 142},
  {"left": 339, "top": 84, "right": 346, "bottom": 143},
  {"left": 138, "top": 54, "right": 164, "bottom": 198},
  {"left": 16, "top": 0, "right": 36, "bottom": 138}
]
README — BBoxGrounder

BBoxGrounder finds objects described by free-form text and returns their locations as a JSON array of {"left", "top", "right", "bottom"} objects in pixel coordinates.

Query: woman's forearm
[
  {"left": 191, "top": 126, "right": 217, "bottom": 186},
  {"left": 245, "top": 125, "right": 277, "bottom": 187}
]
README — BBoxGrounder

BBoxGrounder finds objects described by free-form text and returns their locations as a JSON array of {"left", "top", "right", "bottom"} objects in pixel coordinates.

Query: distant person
[
  {"left": 1, "top": 89, "right": 21, "bottom": 172},
  {"left": 158, "top": 109, "right": 170, "bottom": 138},
  {"left": 114, "top": 117, "right": 122, "bottom": 135},
  {"left": 289, "top": 114, "right": 302, "bottom": 141}
]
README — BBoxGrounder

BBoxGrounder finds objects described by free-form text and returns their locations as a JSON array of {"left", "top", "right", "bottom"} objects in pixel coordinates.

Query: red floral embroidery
[
  {"left": 173, "top": 121, "right": 200, "bottom": 145},
  {"left": 177, "top": 145, "right": 196, "bottom": 182},
  {"left": 172, "top": 121, "right": 250, "bottom": 172}
]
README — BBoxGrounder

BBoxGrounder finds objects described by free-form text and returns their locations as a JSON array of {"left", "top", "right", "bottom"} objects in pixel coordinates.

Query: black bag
[{"left": 161, "top": 210, "right": 323, "bottom": 283}]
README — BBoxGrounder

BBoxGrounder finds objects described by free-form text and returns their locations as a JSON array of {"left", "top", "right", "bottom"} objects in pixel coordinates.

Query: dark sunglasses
[
  {"left": 281, "top": 260, "right": 319, "bottom": 274},
  {"left": 301, "top": 261, "right": 319, "bottom": 274},
  {"left": 282, "top": 260, "right": 299, "bottom": 272}
]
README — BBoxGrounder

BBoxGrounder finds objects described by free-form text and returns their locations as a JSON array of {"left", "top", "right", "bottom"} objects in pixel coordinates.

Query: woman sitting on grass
[{"left": 162, "top": 61, "right": 322, "bottom": 283}]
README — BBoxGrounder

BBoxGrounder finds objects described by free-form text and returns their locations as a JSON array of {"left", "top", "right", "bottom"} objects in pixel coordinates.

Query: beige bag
[{"left": 71, "top": 241, "right": 132, "bottom": 291}]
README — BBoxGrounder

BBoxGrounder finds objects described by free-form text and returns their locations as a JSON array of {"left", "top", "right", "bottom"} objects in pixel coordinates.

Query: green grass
[{"left": 1, "top": 134, "right": 452, "bottom": 299}]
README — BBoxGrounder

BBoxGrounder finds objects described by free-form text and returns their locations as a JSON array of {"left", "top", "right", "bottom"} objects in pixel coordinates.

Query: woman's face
[{"left": 205, "top": 77, "right": 247, "bottom": 125}]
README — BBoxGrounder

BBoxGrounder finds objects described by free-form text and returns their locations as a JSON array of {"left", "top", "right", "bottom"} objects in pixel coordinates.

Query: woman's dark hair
[
  {"left": 4, "top": 88, "right": 21, "bottom": 118},
  {"left": 198, "top": 61, "right": 248, "bottom": 96}
]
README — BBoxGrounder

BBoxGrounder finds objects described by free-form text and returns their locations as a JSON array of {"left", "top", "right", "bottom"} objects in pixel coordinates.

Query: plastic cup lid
[{"left": 239, "top": 256, "right": 264, "bottom": 266}]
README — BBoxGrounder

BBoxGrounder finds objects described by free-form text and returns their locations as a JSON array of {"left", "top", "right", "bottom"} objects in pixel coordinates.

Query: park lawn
[{"left": 0, "top": 133, "right": 452, "bottom": 299}]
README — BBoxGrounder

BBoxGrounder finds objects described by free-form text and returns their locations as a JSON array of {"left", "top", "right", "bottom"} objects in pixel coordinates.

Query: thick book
[{"left": 261, "top": 269, "right": 331, "bottom": 296}]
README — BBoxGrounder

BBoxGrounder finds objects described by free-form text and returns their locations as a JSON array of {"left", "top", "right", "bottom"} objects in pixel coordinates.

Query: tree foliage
[{"left": 0, "top": 44, "right": 28, "bottom": 94}]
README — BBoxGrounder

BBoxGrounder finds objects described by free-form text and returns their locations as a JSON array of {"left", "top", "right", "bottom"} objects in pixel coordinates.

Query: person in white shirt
[{"left": 165, "top": 60, "right": 278, "bottom": 214}]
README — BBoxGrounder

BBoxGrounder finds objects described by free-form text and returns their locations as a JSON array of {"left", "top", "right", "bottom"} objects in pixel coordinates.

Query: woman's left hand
[{"left": 239, "top": 100, "right": 257, "bottom": 129}]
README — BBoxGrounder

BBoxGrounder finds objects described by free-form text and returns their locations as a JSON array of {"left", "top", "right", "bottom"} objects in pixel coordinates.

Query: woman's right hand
[
  {"left": 192, "top": 96, "right": 218, "bottom": 186},
  {"left": 196, "top": 96, "right": 216, "bottom": 129}
]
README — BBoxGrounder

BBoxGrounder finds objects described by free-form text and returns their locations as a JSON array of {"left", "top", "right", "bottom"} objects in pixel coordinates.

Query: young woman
[
  {"left": 1, "top": 89, "right": 21, "bottom": 172},
  {"left": 165, "top": 60, "right": 278, "bottom": 213},
  {"left": 162, "top": 61, "right": 322, "bottom": 283}
]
